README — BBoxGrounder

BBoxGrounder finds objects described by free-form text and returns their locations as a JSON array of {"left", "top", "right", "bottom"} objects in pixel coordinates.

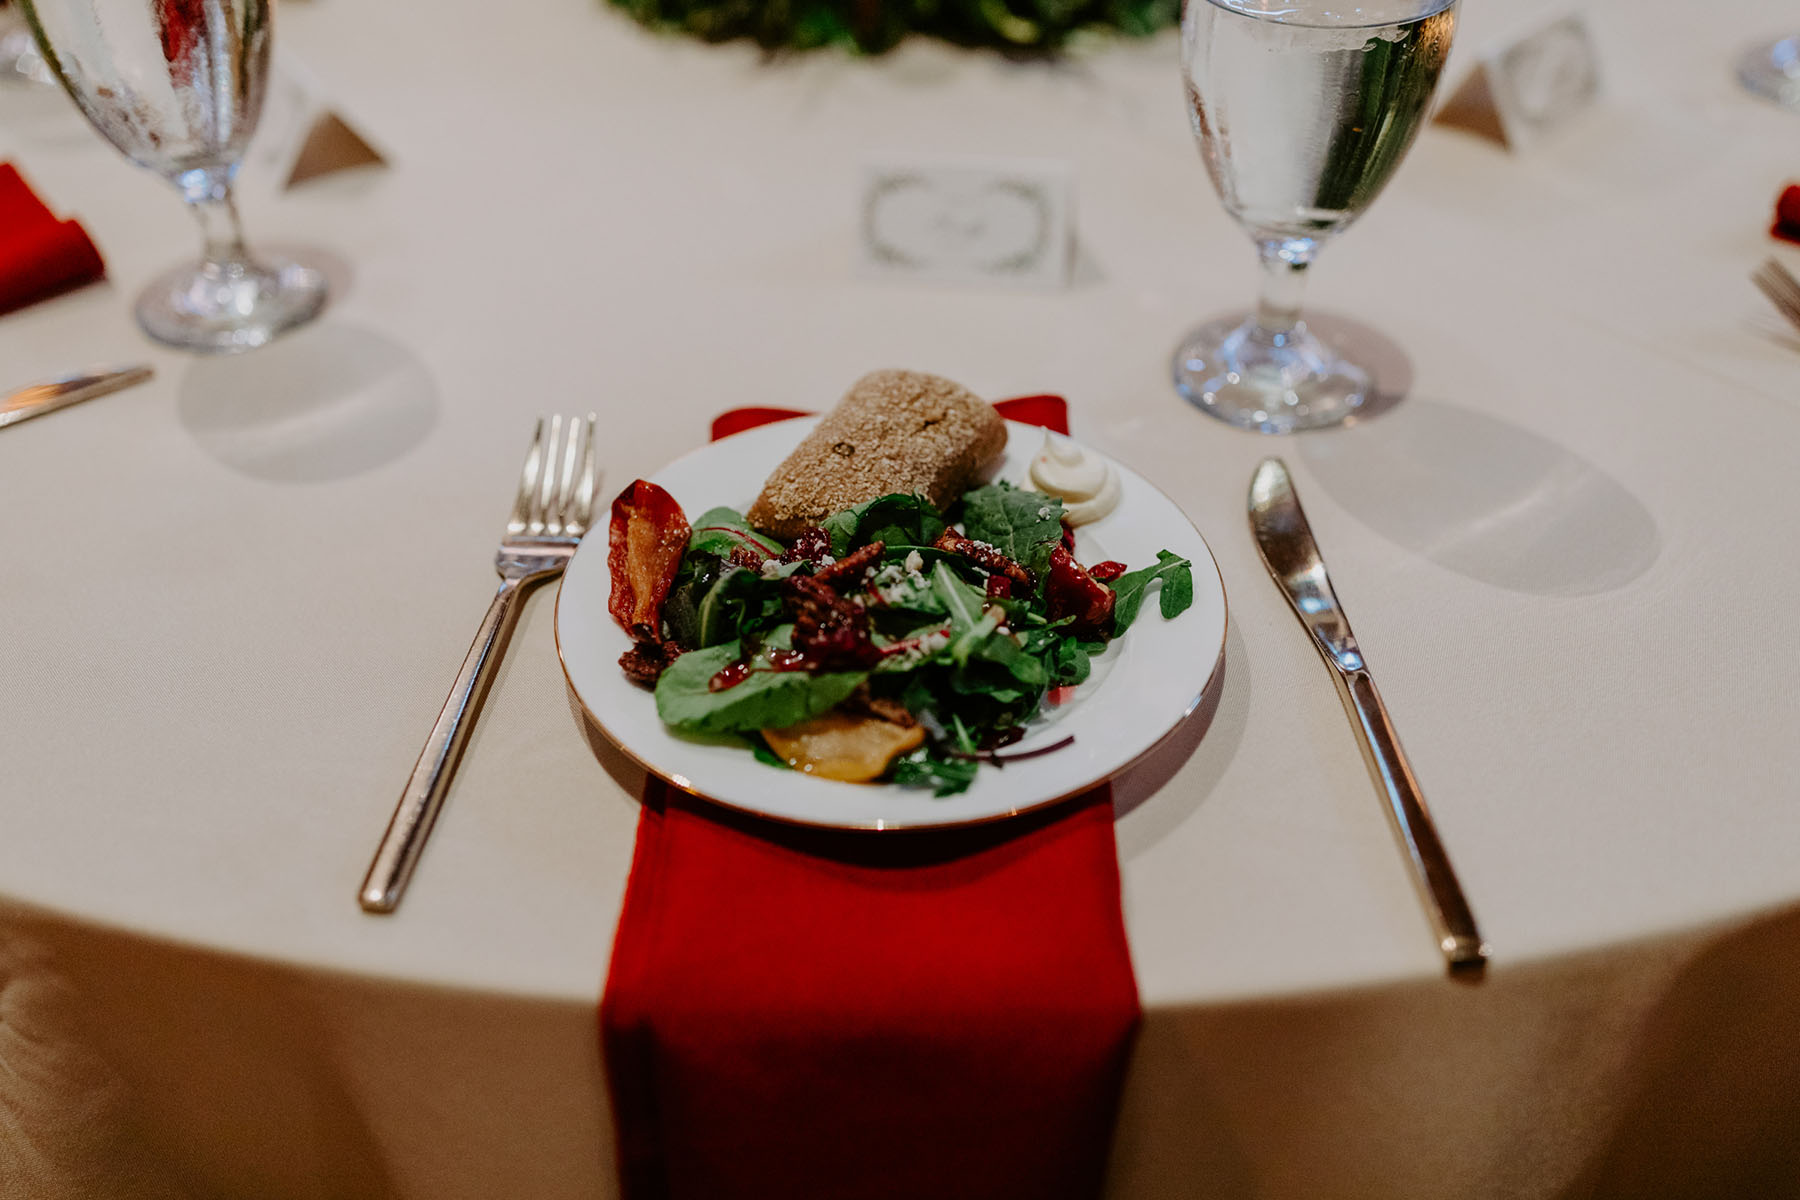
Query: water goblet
[
  {"left": 20, "top": 0, "right": 326, "bottom": 352},
  {"left": 1174, "top": 0, "right": 1458, "bottom": 433}
]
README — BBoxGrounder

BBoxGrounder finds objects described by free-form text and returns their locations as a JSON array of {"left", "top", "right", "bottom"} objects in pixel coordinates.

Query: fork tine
[
  {"left": 571, "top": 413, "right": 599, "bottom": 533},
  {"left": 530, "top": 415, "right": 565, "bottom": 535},
  {"left": 510, "top": 419, "right": 546, "bottom": 533},
  {"left": 1766, "top": 260, "right": 1800, "bottom": 310},
  {"left": 1754, "top": 261, "right": 1800, "bottom": 332},
  {"left": 552, "top": 413, "right": 583, "bottom": 535}
]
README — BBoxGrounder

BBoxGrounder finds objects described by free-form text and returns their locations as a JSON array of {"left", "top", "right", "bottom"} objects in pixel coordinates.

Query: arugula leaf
[
  {"left": 822, "top": 493, "right": 947, "bottom": 557},
  {"left": 1108, "top": 550, "right": 1194, "bottom": 635},
  {"left": 928, "top": 562, "right": 1047, "bottom": 705},
  {"left": 959, "top": 482, "right": 1065, "bottom": 574},
  {"left": 655, "top": 633, "right": 868, "bottom": 734},
  {"left": 688, "top": 507, "right": 783, "bottom": 560},
  {"left": 889, "top": 747, "right": 979, "bottom": 797},
  {"left": 930, "top": 563, "right": 998, "bottom": 664}
]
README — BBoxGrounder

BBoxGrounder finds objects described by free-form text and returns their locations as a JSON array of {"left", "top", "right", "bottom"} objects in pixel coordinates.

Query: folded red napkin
[
  {"left": 0, "top": 163, "right": 105, "bottom": 315},
  {"left": 602, "top": 396, "right": 1140, "bottom": 1200},
  {"left": 1773, "top": 184, "right": 1800, "bottom": 245}
]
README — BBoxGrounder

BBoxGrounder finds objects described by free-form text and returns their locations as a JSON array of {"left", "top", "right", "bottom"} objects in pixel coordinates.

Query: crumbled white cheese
[
  {"left": 904, "top": 549, "right": 924, "bottom": 574},
  {"left": 759, "top": 558, "right": 784, "bottom": 580}
]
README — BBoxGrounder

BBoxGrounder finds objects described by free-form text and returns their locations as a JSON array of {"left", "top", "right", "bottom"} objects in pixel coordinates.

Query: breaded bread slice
[{"left": 747, "top": 370, "right": 1007, "bottom": 538}]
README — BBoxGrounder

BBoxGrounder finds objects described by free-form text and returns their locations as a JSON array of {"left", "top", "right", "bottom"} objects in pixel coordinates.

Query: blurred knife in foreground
[{"left": 0, "top": 364, "right": 153, "bottom": 430}]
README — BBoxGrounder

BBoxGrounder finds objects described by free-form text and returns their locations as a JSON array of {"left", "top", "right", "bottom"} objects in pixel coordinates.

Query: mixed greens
[{"left": 611, "top": 480, "right": 1193, "bottom": 797}]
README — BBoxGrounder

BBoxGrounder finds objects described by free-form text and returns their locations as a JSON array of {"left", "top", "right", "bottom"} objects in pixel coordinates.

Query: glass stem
[
  {"left": 189, "top": 188, "right": 251, "bottom": 272},
  {"left": 1253, "top": 238, "right": 1312, "bottom": 338}
]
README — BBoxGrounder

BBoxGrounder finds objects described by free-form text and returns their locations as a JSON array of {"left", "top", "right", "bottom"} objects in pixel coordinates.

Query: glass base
[
  {"left": 136, "top": 254, "right": 328, "bottom": 354},
  {"left": 1172, "top": 313, "right": 1370, "bottom": 434},
  {"left": 0, "top": 27, "right": 52, "bottom": 85},
  {"left": 1739, "top": 36, "right": 1800, "bottom": 110}
]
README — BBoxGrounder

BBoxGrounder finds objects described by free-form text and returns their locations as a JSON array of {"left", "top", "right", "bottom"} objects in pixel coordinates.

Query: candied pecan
[
  {"left": 782, "top": 575, "right": 883, "bottom": 670},
  {"left": 1044, "top": 545, "right": 1116, "bottom": 636},
  {"left": 780, "top": 526, "right": 833, "bottom": 565},
  {"left": 933, "top": 529, "right": 1033, "bottom": 593},
  {"left": 813, "top": 540, "right": 884, "bottom": 587},
  {"left": 619, "top": 640, "right": 683, "bottom": 688},
  {"left": 840, "top": 683, "right": 919, "bottom": 728}
]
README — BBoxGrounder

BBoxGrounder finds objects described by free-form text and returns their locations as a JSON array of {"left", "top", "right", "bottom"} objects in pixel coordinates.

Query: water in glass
[{"left": 1174, "top": 0, "right": 1457, "bottom": 433}]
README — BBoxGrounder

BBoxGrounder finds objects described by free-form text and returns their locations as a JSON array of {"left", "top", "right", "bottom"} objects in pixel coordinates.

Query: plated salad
[{"left": 606, "top": 478, "right": 1194, "bottom": 796}]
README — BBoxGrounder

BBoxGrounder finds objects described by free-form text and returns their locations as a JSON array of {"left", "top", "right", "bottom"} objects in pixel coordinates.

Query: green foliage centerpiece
[{"left": 607, "top": 0, "right": 1179, "bottom": 54}]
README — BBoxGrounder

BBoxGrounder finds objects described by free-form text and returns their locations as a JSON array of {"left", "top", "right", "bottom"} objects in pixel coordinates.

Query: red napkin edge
[
  {"left": 1772, "top": 184, "right": 1800, "bottom": 245},
  {"left": 0, "top": 162, "right": 106, "bottom": 314}
]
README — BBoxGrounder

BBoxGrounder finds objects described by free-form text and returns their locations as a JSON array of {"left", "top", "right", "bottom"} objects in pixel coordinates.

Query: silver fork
[
  {"left": 1752, "top": 257, "right": 1800, "bottom": 335},
  {"left": 359, "top": 414, "right": 599, "bottom": 914}
]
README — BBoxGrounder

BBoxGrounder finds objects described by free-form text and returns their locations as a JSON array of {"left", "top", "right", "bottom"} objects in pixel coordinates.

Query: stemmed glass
[
  {"left": 1174, "top": 0, "right": 1458, "bottom": 434},
  {"left": 20, "top": 0, "right": 325, "bottom": 352},
  {"left": 1738, "top": 35, "right": 1800, "bottom": 111}
]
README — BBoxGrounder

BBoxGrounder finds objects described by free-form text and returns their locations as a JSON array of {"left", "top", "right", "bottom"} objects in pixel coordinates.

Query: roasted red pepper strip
[
  {"left": 607, "top": 480, "right": 691, "bottom": 643},
  {"left": 1044, "top": 546, "right": 1116, "bottom": 636}
]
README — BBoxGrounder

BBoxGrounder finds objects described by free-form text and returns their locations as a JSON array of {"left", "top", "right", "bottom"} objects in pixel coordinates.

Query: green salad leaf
[
  {"left": 959, "top": 482, "right": 1065, "bottom": 574},
  {"left": 889, "top": 746, "right": 980, "bottom": 797},
  {"left": 822, "top": 492, "right": 947, "bottom": 557},
  {"left": 1108, "top": 550, "right": 1194, "bottom": 635},
  {"left": 655, "top": 629, "right": 868, "bottom": 734},
  {"left": 688, "top": 506, "right": 784, "bottom": 560}
]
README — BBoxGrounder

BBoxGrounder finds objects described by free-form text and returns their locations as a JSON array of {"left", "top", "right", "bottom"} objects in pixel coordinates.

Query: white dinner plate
[{"left": 554, "top": 418, "right": 1227, "bottom": 831}]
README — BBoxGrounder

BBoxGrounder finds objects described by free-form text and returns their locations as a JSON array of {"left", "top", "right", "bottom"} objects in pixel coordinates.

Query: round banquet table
[{"left": 2, "top": 0, "right": 1799, "bottom": 1195}]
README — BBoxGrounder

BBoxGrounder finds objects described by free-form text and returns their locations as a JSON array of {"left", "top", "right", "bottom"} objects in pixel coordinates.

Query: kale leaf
[{"left": 959, "top": 482, "right": 1065, "bottom": 575}]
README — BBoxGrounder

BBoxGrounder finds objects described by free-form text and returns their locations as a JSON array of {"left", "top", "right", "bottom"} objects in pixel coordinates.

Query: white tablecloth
[{"left": 2, "top": 0, "right": 1798, "bottom": 1194}]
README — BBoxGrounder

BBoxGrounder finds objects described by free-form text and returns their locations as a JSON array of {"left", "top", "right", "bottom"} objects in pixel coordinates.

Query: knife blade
[
  {"left": 0, "top": 364, "right": 155, "bottom": 431},
  {"left": 1248, "top": 457, "right": 1488, "bottom": 976}
]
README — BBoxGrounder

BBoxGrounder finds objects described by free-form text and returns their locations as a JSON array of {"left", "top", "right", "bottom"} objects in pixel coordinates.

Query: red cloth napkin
[
  {"left": 602, "top": 395, "right": 1140, "bottom": 1200},
  {"left": 1773, "top": 184, "right": 1800, "bottom": 245},
  {"left": 0, "top": 163, "right": 105, "bottom": 315}
]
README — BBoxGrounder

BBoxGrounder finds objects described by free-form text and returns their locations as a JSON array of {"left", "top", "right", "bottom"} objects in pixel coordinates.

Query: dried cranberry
[
  {"left": 1088, "top": 560, "right": 1128, "bottom": 583},
  {"left": 781, "top": 526, "right": 833, "bottom": 564},
  {"left": 1044, "top": 546, "right": 1116, "bottom": 636},
  {"left": 984, "top": 574, "right": 1013, "bottom": 599}
]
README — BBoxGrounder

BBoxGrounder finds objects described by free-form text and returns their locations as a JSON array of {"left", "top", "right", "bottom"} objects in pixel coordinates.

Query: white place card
[
  {"left": 1435, "top": 13, "right": 1602, "bottom": 150},
  {"left": 244, "top": 53, "right": 388, "bottom": 194},
  {"left": 856, "top": 157, "right": 1074, "bottom": 289}
]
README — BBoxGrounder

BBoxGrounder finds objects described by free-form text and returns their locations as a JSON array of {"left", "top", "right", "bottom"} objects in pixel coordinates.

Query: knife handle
[{"left": 1330, "top": 666, "right": 1488, "bottom": 975}]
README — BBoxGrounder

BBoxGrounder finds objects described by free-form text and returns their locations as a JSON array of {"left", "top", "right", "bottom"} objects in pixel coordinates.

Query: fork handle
[{"left": 359, "top": 577, "right": 529, "bottom": 913}]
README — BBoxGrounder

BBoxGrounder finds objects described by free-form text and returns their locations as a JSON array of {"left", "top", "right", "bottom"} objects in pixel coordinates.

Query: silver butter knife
[
  {"left": 0, "top": 365, "right": 155, "bottom": 431},
  {"left": 1248, "top": 458, "right": 1488, "bottom": 976}
]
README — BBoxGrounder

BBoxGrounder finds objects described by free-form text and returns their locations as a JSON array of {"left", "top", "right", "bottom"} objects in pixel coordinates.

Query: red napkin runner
[
  {"left": 0, "top": 163, "right": 105, "bottom": 315},
  {"left": 602, "top": 395, "right": 1140, "bottom": 1200},
  {"left": 1773, "top": 184, "right": 1800, "bottom": 245}
]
